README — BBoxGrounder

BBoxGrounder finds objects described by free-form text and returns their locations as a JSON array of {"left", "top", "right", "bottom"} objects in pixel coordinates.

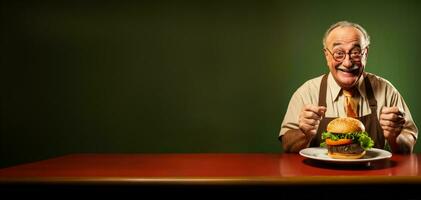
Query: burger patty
[{"left": 327, "top": 143, "right": 364, "bottom": 154}]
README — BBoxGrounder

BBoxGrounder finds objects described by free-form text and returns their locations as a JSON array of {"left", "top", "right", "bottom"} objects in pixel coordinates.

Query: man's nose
[{"left": 341, "top": 54, "right": 353, "bottom": 67}]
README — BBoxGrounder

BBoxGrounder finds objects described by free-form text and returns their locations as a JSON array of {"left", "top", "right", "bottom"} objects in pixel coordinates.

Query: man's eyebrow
[
  {"left": 332, "top": 43, "right": 362, "bottom": 48},
  {"left": 332, "top": 42, "right": 342, "bottom": 47}
]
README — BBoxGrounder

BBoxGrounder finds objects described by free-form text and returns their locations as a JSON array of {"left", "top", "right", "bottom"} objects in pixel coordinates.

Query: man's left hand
[{"left": 380, "top": 106, "right": 405, "bottom": 139}]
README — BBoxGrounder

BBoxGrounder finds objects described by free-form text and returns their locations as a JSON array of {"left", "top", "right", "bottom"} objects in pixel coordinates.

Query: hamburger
[{"left": 320, "top": 117, "right": 374, "bottom": 159}]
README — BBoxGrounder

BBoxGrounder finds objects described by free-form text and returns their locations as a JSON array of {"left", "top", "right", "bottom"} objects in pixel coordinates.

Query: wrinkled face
[{"left": 324, "top": 26, "right": 368, "bottom": 90}]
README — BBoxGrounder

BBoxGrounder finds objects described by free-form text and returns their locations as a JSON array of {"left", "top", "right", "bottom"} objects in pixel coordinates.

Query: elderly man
[{"left": 279, "top": 21, "right": 418, "bottom": 153}]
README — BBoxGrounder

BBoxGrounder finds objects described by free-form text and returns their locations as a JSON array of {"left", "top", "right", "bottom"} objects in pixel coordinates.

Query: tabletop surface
[{"left": 0, "top": 153, "right": 420, "bottom": 185}]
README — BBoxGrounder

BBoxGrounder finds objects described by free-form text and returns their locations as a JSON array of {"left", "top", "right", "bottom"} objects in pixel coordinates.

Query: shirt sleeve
[
  {"left": 278, "top": 87, "right": 306, "bottom": 139},
  {"left": 385, "top": 82, "right": 418, "bottom": 151}
]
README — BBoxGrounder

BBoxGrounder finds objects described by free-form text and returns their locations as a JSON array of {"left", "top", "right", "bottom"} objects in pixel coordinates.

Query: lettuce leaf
[{"left": 320, "top": 131, "right": 374, "bottom": 150}]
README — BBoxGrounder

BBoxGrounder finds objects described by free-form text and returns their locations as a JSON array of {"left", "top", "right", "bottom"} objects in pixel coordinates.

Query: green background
[{"left": 1, "top": 0, "right": 420, "bottom": 167}]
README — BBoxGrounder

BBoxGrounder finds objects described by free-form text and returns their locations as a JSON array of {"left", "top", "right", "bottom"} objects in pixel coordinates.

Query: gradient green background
[{"left": 1, "top": 0, "right": 420, "bottom": 167}]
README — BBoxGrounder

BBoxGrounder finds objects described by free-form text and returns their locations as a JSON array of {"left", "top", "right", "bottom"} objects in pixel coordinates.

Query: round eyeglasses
[{"left": 324, "top": 47, "right": 367, "bottom": 62}]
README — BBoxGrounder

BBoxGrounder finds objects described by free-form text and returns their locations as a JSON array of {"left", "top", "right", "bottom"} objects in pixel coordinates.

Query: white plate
[{"left": 299, "top": 147, "right": 392, "bottom": 163}]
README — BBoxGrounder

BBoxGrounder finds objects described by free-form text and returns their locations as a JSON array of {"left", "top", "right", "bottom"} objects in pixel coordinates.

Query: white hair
[{"left": 322, "top": 21, "right": 370, "bottom": 48}]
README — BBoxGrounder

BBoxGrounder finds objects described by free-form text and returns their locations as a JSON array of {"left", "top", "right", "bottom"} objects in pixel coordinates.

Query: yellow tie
[{"left": 343, "top": 89, "right": 358, "bottom": 118}]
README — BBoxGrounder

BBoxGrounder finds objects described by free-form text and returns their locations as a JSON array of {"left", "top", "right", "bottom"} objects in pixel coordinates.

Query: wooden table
[{"left": 0, "top": 153, "right": 420, "bottom": 197}]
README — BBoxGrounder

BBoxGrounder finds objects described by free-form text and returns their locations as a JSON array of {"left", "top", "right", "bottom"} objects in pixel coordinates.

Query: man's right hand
[{"left": 299, "top": 105, "right": 327, "bottom": 140}]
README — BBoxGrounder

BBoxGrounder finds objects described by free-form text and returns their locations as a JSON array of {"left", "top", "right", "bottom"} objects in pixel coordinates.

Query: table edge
[{"left": 1, "top": 176, "right": 421, "bottom": 185}]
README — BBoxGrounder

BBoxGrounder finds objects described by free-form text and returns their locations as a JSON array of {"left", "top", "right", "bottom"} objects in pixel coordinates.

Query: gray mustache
[{"left": 337, "top": 65, "right": 359, "bottom": 72}]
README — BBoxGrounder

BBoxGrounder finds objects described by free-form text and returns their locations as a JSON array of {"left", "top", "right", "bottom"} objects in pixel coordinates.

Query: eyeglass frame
[{"left": 324, "top": 47, "right": 368, "bottom": 62}]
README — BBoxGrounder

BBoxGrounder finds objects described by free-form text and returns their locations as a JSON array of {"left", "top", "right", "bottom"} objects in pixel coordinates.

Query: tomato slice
[{"left": 325, "top": 138, "right": 353, "bottom": 146}]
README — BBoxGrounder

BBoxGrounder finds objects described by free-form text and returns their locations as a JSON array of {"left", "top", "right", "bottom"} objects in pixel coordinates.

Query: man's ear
[
  {"left": 363, "top": 47, "right": 369, "bottom": 61},
  {"left": 323, "top": 49, "right": 330, "bottom": 66},
  {"left": 323, "top": 49, "right": 329, "bottom": 58}
]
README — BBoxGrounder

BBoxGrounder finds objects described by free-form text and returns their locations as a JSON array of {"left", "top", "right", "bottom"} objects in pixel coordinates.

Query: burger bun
[
  {"left": 327, "top": 151, "right": 366, "bottom": 159},
  {"left": 327, "top": 117, "right": 365, "bottom": 134}
]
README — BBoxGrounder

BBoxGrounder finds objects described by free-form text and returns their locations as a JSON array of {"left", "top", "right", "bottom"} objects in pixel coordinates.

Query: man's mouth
[{"left": 336, "top": 65, "right": 360, "bottom": 74}]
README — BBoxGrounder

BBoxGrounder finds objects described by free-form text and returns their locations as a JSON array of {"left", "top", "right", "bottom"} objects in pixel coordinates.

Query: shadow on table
[{"left": 302, "top": 158, "right": 397, "bottom": 170}]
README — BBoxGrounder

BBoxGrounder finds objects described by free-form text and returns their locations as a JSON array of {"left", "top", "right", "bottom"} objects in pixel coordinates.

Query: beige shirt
[{"left": 279, "top": 72, "right": 418, "bottom": 141}]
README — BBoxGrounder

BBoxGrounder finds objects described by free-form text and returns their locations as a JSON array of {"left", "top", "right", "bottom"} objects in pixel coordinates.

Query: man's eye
[{"left": 335, "top": 52, "right": 345, "bottom": 56}]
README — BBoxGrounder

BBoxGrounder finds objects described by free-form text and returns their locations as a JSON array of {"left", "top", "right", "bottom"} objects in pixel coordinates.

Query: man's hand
[
  {"left": 299, "top": 105, "right": 327, "bottom": 140},
  {"left": 380, "top": 106, "right": 405, "bottom": 139}
]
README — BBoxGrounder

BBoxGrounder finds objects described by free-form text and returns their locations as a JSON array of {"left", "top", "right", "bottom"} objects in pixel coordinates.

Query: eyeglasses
[{"left": 324, "top": 47, "right": 367, "bottom": 62}]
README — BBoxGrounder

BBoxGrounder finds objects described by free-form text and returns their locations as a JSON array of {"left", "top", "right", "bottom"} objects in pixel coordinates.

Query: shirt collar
[{"left": 328, "top": 72, "right": 367, "bottom": 101}]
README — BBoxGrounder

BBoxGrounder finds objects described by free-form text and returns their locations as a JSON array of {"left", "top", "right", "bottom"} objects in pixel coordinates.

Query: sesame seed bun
[{"left": 326, "top": 117, "right": 365, "bottom": 134}]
